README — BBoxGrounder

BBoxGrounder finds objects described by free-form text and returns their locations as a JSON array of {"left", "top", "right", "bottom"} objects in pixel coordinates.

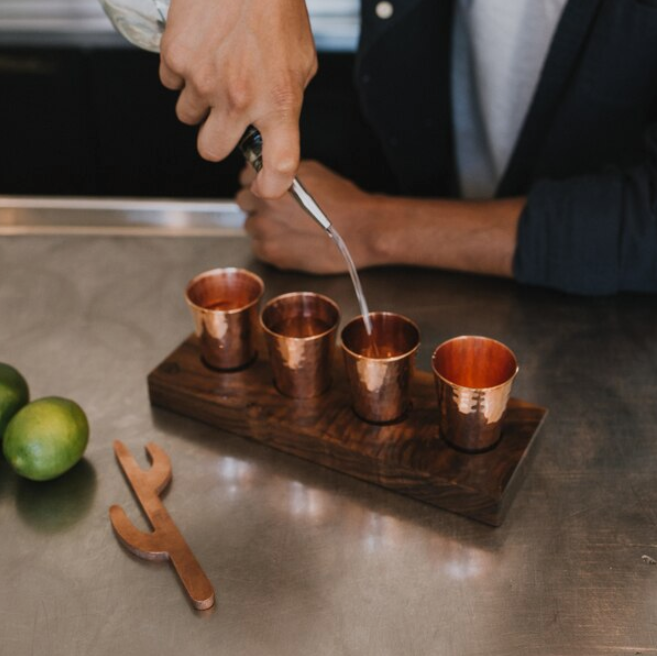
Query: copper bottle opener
[{"left": 109, "top": 440, "right": 215, "bottom": 610}]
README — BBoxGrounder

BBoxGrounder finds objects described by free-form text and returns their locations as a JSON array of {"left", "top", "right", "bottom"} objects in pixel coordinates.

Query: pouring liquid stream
[
  {"left": 327, "top": 226, "right": 374, "bottom": 337},
  {"left": 289, "top": 177, "right": 374, "bottom": 337}
]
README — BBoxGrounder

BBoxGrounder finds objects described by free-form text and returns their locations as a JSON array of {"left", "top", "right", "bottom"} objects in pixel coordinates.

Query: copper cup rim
[
  {"left": 340, "top": 311, "right": 421, "bottom": 363},
  {"left": 431, "top": 334, "right": 519, "bottom": 392},
  {"left": 260, "top": 291, "right": 341, "bottom": 342},
  {"left": 185, "top": 267, "right": 264, "bottom": 315}
]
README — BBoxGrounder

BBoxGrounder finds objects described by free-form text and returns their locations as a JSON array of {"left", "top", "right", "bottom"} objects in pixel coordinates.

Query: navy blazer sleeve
[{"left": 514, "top": 123, "right": 657, "bottom": 295}]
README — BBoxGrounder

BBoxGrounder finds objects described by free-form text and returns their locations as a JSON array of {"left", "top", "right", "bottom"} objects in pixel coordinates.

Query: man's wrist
[{"left": 357, "top": 193, "right": 408, "bottom": 267}]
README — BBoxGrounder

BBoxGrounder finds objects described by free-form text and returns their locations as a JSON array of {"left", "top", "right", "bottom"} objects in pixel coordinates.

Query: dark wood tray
[{"left": 148, "top": 336, "right": 547, "bottom": 526}]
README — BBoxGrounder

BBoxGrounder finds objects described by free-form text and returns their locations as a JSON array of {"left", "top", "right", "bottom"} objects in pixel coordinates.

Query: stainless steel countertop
[
  {"left": 1, "top": 202, "right": 657, "bottom": 655},
  {"left": 0, "top": 0, "right": 360, "bottom": 50}
]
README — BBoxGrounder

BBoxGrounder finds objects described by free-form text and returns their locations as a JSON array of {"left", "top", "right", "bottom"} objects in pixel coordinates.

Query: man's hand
[
  {"left": 159, "top": 0, "right": 317, "bottom": 199},
  {"left": 237, "top": 160, "right": 524, "bottom": 278},
  {"left": 237, "top": 161, "right": 380, "bottom": 272}
]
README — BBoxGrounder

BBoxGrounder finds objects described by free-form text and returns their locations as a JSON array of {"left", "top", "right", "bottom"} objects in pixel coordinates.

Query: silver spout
[
  {"left": 239, "top": 127, "right": 331, "bottom": 232},
  {"left": 289, "top": 178, "right": 332, "bottom": 233}
]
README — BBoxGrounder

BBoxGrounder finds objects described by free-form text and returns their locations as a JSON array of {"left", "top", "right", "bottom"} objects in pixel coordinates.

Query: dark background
[{"left": 0, "top": 47, "right": 395, "bottom": 198}]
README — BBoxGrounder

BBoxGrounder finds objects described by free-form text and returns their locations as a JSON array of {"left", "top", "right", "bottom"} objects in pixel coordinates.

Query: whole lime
[
  {"left": 0, "top": 363, "right": 30, "bottom": 438},
  {"left": 3, "top": 397, "right": 89, "bottom": 481}
]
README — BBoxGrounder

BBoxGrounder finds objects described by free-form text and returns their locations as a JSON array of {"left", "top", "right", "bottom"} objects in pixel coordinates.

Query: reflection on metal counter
[{"left": 0, "top": 196, "right": 246, "bottom": 235}]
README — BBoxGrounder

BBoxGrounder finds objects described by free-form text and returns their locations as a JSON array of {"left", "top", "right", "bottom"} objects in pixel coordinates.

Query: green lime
[
  {"left": 3, "top": 397, "right": 89, "bottom": 482},
  {"left": 0, "top": 363, "right": 30, "bottom": 438}
]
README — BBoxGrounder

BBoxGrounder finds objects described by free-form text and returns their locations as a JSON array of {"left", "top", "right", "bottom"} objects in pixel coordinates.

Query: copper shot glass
[
  {"left": 260, "top": 292, "right": 340, "bottom": 398},
  {"left": 185, "top": 267, "right": 264, "bottom": 370},
  {"left": 431, "top": 335, "right": 519, "bottom": 453},
  {"left": 340, "top": 312, "right": 420, "bottom": 424}
]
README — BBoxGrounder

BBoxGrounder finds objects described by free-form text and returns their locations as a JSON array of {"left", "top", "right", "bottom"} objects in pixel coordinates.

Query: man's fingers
[
  {"left": 159, "top": 61, "right": 185, "bottom": 91},
  {"left": 239, "top": 166, "right": 257, "bottom": 187},
  {"left": 243, "top": 214, "right": 279, "bottom": 242},
  {"left": 250, "top": 115, "right": 300, "bottom": 199},
  {"left": 195, "top": 111, "right": 246, "bottom": 162},
  {"left": 243, "top": 213, "right": 260, "bottom": 237},
  {"left": 174, "top": 87, "right": 211, "bottom": 125},
  {"left": 236, "top": 188, "right": 258, "bottom": 214}
]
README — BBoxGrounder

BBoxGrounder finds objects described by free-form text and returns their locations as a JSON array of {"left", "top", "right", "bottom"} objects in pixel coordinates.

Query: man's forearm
[{"left": 364, "top": 195, "right": 526, "bottom": 278}]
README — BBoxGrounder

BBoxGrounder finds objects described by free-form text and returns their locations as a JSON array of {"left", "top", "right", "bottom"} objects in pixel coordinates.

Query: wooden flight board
[{"left": 147, "top": 336, "right": 547, "bottom": 526}]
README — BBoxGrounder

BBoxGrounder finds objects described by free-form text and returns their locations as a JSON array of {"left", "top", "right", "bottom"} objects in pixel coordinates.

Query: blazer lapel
[
  {"left": 356, "top": 0, "right": 456, "bottom": 196},
  {"left": 497, "top": 0, "right": 604, "bottom": 196}
]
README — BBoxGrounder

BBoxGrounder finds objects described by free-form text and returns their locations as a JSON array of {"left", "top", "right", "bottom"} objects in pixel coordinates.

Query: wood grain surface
[{"left": 148, "top": 335, "right": 547, "bottom": 526}]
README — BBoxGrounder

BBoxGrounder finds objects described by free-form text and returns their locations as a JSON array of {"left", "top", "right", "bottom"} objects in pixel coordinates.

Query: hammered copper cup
[
  {"left": 260, "top": 292, "right": 340, "bottom": 398},
  {"left": 341, "top": 312, "right": 420, "bottom": 424},
  {"left": 185, "top": 267, "right": 264, "bottom": 370},
  {"left": 432, "top": 336, "right": 519, "bottom": 453}
]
